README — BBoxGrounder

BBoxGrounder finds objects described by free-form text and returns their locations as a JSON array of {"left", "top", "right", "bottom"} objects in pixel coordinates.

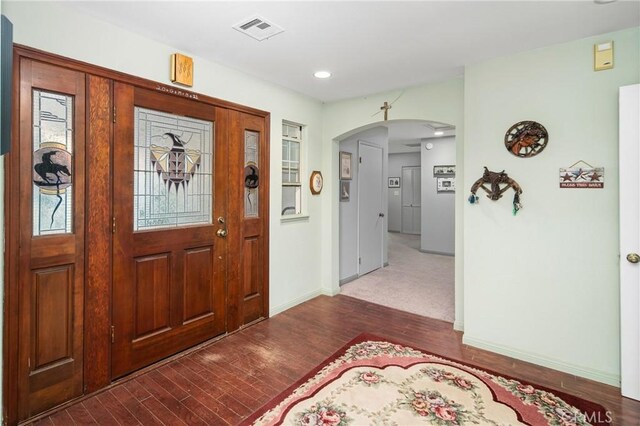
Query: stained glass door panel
[{"left": 133, "top": 107, "right": 213, "bottom": 231}]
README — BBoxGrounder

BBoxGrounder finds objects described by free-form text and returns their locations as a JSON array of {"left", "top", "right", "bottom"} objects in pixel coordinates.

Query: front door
[
  {"left": 358, "top": 141, "right": 384, "bottom": 276},
  {"left": 111, "top": 84, "right": 229, "bottom": 378}
]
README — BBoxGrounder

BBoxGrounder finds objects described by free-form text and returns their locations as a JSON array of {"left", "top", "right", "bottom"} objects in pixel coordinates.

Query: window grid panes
[
  {"left": 133, "top": 107, "right": 213, "bottom": 231},
  {"left": 32, "top": 90, "right": 74, "bottom": 236},
  {"left": 282, "top": 122, "right": 303, "bottom": 216}
]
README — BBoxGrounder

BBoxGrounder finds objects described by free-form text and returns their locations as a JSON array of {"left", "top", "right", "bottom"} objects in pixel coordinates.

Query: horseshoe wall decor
[
  {"left": 504, "top": 120, "right": 548, "bottom": 158},
  {"left": 469, "top": 167, "right": 523, "bottom": 215}
]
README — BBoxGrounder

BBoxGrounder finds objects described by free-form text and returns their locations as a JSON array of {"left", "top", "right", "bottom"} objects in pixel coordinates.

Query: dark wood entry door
[
  {"left": 111, "top": 84, "right": 229, "bottom": 378},
  {"left": 14, "top": 59, "right": 86, "bottom": 418}
]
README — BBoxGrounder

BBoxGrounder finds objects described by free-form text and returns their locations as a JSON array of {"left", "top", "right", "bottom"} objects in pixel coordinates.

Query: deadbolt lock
[{"left": 217, "top": 217, "right": 225, "bottom": 224}]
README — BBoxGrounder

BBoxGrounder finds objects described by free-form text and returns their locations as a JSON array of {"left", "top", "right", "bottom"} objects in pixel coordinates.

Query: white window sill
[{"left": 280, "top": 214, "right": 309, "bottom": 223}]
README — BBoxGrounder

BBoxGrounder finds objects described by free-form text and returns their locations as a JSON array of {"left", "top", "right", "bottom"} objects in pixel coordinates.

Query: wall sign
[
  {"left": 170, "top": 53, "right": 194, "bottom": 87},
  {"left": 559, "top": 160, "right": 604, "bottom": 188}
]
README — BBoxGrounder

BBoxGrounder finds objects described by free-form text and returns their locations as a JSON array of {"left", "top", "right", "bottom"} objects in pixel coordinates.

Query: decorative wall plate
[
  {"left": 310, "top": 171, "right": 323, "bottom": 195},
  {"left": 504, "top": 121, "right": 548, "bottom": 158}
]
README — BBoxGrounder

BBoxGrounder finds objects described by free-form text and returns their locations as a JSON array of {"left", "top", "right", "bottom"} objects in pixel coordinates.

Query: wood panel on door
[
  {"left": 14, "top": 59, "right": 86, "bottom": 419},
  {"left": 111, "top": 85, "right": 228, "bottom": 378},
  {"left": 228, "top": 111, "right": 269, "bottom": 330}
]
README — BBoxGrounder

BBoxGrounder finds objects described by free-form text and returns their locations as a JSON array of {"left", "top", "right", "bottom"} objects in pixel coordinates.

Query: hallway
[{"left": 340, "top": 232, "right": 454, "bottom": 322}]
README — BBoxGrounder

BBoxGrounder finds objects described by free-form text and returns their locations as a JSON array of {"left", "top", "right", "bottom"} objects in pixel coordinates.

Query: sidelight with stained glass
[
  {"left": 244, "top": 130, "right": 259, "bottom": 217},
  {"left": 32, "top": 90, "right": 74, "bottom": 236}
]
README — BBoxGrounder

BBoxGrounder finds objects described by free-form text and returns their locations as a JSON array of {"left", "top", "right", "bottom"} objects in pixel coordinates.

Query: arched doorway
[{"left": 334, "top": 119, "right": 456, "bottom": 322}]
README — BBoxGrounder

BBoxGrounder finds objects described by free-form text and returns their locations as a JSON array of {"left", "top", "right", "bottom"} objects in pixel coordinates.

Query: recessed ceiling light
[
  {"left": 314, "top": 71, "right": 332, "bottom": 79},
  {"left": 434, "top": 131, "right": 444, "bottom": 136}
]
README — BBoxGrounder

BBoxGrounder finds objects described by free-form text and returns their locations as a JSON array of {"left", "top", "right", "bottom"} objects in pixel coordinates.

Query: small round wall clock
[
  {"left": 310, "top": 171, "right": 323, "bottom": 195},
  {"left": 504, "top": 120, "right": 548, "bottom": 158}
]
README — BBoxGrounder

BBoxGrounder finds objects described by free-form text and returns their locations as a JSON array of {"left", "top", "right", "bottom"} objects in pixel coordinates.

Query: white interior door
[
  {"left": 401, "top": 166, "right": 421, "bottom": 234},
  {"left": 620, "top": 83, "right": 640, "bottom": 401},
  {"left": 358, "top": 142, "right": 384, "bottom": 276}
]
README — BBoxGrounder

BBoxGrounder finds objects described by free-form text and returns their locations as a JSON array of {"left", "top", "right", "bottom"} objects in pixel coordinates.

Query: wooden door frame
[{"left": 3, "top": 44, "right": 270, "bottom": 425}]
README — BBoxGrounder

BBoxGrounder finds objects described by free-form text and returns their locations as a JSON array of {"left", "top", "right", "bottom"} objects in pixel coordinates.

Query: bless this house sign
[{"left": 559, "top": 160, "right": 604, "bottom": 189}]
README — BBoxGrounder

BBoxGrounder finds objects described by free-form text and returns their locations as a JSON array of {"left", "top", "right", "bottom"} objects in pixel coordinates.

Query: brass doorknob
[
  {"left": 216, "top": 229, "right": 228, "bottom": 238},
  {"left": 627, "top": 253, "right": 640, "bottom": 264}
]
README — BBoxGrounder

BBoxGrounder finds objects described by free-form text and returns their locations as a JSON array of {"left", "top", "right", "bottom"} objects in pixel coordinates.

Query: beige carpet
[{"left": 340, "top": 233, "right": 454, "bottom": 322}]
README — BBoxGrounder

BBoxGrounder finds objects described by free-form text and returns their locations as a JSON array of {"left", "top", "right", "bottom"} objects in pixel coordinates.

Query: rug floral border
[{"left": 241, "top": 333, "right": 610, "bottom": 425}]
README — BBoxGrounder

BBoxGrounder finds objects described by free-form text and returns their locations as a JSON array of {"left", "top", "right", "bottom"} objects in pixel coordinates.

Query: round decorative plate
[
  {"left": 504, "top": 121, "right": 548, "bottom": 158},
  {"left": 310, "top": 171, "right": 323, "bottom": 195}
]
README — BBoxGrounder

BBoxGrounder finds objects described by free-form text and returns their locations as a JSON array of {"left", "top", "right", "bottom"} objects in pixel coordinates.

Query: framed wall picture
[
  {"left": 437, "top": 177, "right": 455, "bottom": 192},
  {"left": 388, "top": 177, "right": 400, "bottom": 188},
  {"left": 340, "top": 181, "right": 350, "bottom": 201},
  {"left": 340, "top": 151, "right": 352, "bottom": 180},
  {"left": 434, "top": 165, "right": 455, "bottom": 176}
]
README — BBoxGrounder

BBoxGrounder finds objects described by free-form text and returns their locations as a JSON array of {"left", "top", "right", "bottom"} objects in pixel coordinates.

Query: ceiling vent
[{"left": 233, "top": 16, "right": 284, "bottom": 41}]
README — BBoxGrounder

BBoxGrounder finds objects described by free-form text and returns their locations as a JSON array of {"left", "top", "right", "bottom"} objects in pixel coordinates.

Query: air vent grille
[{"left": 233, "top": 16, "right": 284, "bottom": 41}]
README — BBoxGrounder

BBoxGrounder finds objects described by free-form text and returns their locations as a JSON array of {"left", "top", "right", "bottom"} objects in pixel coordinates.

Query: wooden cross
[{"left": 380, "top": 101, "right": 392, "bottom": 121}]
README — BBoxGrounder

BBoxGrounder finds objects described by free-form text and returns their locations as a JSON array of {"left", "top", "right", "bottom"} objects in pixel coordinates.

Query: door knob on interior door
[
  {"left": 216, "top": 229, "right": 228, "bottom": 238},
  {"left": 379, "top": 213, "right": 385, "bottom": 217},
  {"left": 626, "top": 253, "right": 640, "bottom": 264}
]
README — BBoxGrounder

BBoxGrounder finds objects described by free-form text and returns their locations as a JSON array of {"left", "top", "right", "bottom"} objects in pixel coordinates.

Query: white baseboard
[
  {"left": 453, "top": 320, "right": 464, "bottom": 331},
  {"left": 463, "top": 335, "right": 620, "bottom": 387},
  {"left": 269, "top": 287, "right": 340, "bottom": 317},
  {"left": 269, "top": 289, "right": 323, "bottom": 317},
  {"left": 339, "top": 274, "right": 358, "bottom": 286}
]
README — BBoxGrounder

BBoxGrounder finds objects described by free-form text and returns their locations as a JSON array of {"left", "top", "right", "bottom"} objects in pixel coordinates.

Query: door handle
[
  {"left": 379, "top": 213, "right": 385, "bottom": 217},
  {"left": 216, "top": 229, "right": 228, "bottom": 238},
  {"left": 626, "top": 253, "right": 640, "bottom": 264}
]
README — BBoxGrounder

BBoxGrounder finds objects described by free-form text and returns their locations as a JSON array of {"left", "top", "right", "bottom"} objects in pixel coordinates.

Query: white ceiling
[{"left": 69, "top": 1, "right": 639, "bottom": 103}]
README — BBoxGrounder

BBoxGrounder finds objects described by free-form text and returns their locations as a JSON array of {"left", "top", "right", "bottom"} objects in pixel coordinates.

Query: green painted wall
[{"left": 463, "top": 27, "right": 640, "bottom": 385}]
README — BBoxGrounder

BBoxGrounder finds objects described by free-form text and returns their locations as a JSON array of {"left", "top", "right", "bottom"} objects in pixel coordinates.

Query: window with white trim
[{"left": 282, "top": 121, "right": 303, "bottom": 216}]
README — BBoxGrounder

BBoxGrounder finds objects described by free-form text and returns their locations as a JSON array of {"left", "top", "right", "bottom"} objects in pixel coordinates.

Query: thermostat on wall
[{"left": 594, "top": 41, "right": 613, "bottom": 71}]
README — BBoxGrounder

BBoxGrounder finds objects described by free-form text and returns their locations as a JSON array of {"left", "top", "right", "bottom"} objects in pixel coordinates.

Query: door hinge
[
  {"left": 359, "top": 157, "right": 362, "bottom": 163},
  {"left": 113, "top": 106, "right": 116, "bottom": 123},
  {"left": 359, "top": 257, "right": 362, "bottom": 264},
  {"left": 110, "top": 325, "right": 115, "bottom": 343},
  {"left": 27, "top": 357, "right": 30, "bottom": 369},
  {"left": 112, "top": 217, "right": 116, "bottom": 234}
]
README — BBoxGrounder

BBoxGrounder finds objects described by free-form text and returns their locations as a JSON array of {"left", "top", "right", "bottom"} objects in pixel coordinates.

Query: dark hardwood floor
[{"left": 32, "top": 295, "right": 639, "bottom": 425}]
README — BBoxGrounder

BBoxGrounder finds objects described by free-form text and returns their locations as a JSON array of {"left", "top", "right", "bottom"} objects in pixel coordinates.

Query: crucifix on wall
[{"left": 380, "top": 101, "right": 392, "bottom": 121}]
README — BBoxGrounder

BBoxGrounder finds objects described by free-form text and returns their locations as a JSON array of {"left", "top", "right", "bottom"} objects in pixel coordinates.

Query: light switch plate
[{"left": 594, "top": 41, "right": 614, "bottom": 71}]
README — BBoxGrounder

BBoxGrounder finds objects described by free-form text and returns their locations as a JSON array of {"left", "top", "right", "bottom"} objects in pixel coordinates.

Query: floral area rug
[{"left": 242, "top": 334, "right": 609, "bottom": 425}]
